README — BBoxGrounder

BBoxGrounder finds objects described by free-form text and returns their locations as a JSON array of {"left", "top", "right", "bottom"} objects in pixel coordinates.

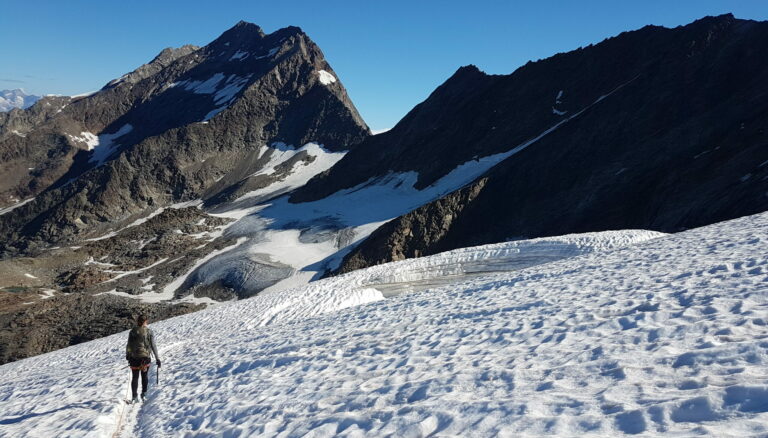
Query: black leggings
[
  {"left": 131, "top": 368, "right": 148, "bottom": 397},
  {"left": 129, "top": 357, "right": 151, "bottom": 397}
]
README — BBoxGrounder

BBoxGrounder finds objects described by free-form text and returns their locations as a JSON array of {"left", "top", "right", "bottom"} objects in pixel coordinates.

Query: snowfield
[{"left": 2, "top": 213, "right": 768, "bottom": 437}]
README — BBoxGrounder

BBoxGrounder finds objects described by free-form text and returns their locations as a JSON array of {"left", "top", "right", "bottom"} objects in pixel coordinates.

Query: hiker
[{"left": 125, "top": 314, "right": 161, "bottom": 403}]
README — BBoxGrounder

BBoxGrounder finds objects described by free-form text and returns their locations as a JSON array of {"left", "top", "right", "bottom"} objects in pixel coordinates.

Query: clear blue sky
[{"left": 1, "top": 1, "right": 766, "bottom": 131}]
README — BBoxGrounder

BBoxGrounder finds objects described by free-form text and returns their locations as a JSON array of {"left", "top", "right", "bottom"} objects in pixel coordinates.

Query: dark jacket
[{"left": 126, "top": 326, "right": 160, "bottom": 360}]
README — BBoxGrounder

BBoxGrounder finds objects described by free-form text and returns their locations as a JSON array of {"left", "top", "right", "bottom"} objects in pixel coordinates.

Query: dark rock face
[
  {"left": 0, "top": 21, "right": 368, "bottom": 255},
  {"left": 0, "top": 293, "right": 201, "bottom": 365},
  {"left": 336, "top": 178, "right": 488, "bottom": 274},
  {"left": 0, "top": 205, "right": 235, "bottom": 363},
  {"left": 331, "top": 14, "right": 768, "bottom": 273},
  {"left": 52, "top": 207, "right": 235, "bottom": 295}
]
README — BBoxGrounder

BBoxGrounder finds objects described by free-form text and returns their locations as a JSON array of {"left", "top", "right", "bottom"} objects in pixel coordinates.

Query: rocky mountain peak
[
  {"left": 103, "top": 44, "right": 199, "bottom": 89},
  {"left": 453, "top": 64, "right": 484, "bottom": 76},
  {"left": 233, "top": 19, "right": 264, "bottom": 32},
  {"left": 427, "top": 65, "right": 489, "bottom": 92},
  {"left": 151, "top": 44, "right": 200, "bottom": 65},
  {"left": 681, "top": 13, "right": 741, "bottom": 40},
  {"left": 691, "top": 12, "right": 736, "bottom": 26},
  {"left": 210, "top": 20, "right": 267, "bottom": 48},
  {"left": 0, "top": 20, "right": 370, "bottom": 254}
]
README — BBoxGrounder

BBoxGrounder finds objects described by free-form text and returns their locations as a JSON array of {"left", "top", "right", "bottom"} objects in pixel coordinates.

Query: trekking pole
[{"left": 157, "top": 364, "right": 160, "bottom": 386}]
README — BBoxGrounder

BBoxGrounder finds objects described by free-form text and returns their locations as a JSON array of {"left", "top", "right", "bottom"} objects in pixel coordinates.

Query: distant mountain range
[
  {"left": 1, "top": 14, "right": 767, "bottom": 364},
  {"left": 0, "top": 89, "right": 40, "bottom": 112}
]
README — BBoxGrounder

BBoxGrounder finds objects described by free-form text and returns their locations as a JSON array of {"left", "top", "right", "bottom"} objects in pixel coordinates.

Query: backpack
[{"left": 127, "top": 326, "right": 151, "bottom": 359}]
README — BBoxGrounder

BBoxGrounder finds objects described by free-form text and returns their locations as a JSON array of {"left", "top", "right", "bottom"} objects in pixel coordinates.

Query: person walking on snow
[{"left": 125, "top": 314, "right": 161, "bottom": 403}]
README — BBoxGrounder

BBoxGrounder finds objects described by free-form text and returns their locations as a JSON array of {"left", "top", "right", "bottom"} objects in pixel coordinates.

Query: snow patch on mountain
[
  {"left": 237, "top": 142, "right": 347, "bottom": 202},
  {"left": 70, "top": 90, "right": 98, "bottom": 99},
  {"left": 317, "top": 70, "right": 337, "bottom": 85},
  {"left": 68, "top": 132, "right": 100, "bottom": 150},
  {"left": 253, "top": 46, "right": 280, "bottom": 60},
  {"left": 229, "top": 50, "right": 249, "bottom": 61},
  {"left": 552, "top": 107, "right": 567, "bottom": 115},
  {"left": 88, "top": 124, "right": 134, "bottom": 165},
  {"left": 212, "top": 75, "right": 251, "bottom": 105},
  {"left": 175, "top": 73, "right": 226, "bottom": 94},
  {"left": 171, "top": 73, "right": 252, "bottom": 121},
  {"left": 173, "top": 73, "right": 251, "bottom": 101},
  {"left": 227, "top": 46, "right": 280, "bottom": 62}
]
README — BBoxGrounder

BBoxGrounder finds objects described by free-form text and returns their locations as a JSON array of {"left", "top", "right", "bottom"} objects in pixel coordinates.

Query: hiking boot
[{"left": 141, "top": 393, "right": 146, "bottom": 401}]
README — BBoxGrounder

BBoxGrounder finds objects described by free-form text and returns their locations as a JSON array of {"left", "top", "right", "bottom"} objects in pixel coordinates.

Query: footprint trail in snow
[{"left": 1, "top": 215, "right": 767, "bottom": 436}]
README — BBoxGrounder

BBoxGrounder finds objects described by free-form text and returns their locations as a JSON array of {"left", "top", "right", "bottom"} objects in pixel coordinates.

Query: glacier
[{"left": 1, "top": 211, "right": 767, "bottom": 436}]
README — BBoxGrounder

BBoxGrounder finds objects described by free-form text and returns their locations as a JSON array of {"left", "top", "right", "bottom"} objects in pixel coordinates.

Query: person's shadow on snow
[{"left": 0, "top": 401, "right": 103, "bottom": 425}]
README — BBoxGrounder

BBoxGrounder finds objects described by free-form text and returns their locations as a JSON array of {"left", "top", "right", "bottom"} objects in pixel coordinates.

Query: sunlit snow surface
[
  {"left": 3, "top": 213, "right": 768, "bottom": 436},
  {"left": 170, "top": 73, "right": 253, "bottom": 121},
  {"left": 87, "top": 123, "right": 134, "bottom": 165},
  {"left": 317, "top": 70, "right": 337, "bottom": 85}
]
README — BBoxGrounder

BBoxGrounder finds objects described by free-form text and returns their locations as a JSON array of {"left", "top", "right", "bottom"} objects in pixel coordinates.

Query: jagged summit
[
  {"left": 207, "top": 20, "right": 306, "bottom": 52},
  {"left": 688, "top": 12, "right": 736, "bottom": 25},
  {"left": 440, "top": 64, "right": 491, "bottom": 87},
  {"left": 151, "top": 44, "right": 200, "bottom": 64},
  {"left": 233, "top": 19, "right": 264, "bottom": 31},
  {"left": 455, "top": 64, "right": 484, "bottom": 74},
  {"left": 213, "top": 20, "right": 266, "bottom": 44},
  {"left": 103, "top": 44, "right": 199, "bottom": 89}
]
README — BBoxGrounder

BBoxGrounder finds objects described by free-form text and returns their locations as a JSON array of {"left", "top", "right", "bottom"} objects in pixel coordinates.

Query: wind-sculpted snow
[{"left": 2, "top": 214, "right": 768, "bottom": 436}]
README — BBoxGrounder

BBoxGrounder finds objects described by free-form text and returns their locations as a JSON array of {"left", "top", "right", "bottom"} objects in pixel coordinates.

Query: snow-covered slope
[
  {"left": 185, "top": 134, "right": 605, "bottom": 299},
  {"left": 2, "top": 213, "right": 768, "bottom": 437}
]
